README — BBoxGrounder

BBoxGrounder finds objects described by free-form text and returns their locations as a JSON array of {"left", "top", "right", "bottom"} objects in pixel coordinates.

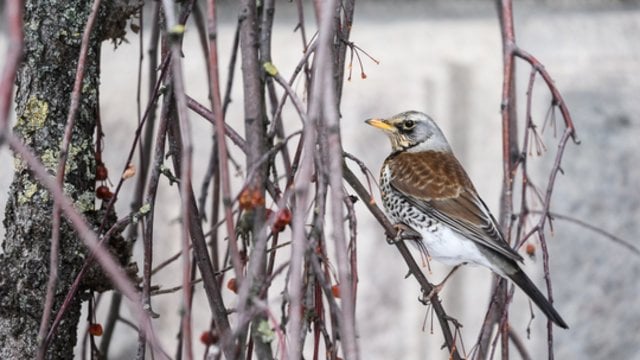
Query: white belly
[{"left": 414, "top": 225, "right": 494, "bottom": 270}]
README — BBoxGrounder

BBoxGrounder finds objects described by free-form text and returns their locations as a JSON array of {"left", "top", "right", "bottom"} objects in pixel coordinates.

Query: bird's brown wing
[{"left": 386, "top": 151, "right": 523, "bottom": 263}]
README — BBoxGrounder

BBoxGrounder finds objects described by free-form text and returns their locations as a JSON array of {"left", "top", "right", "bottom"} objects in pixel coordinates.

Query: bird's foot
[
  {"left": 419, "top": 264, "right": 464, "bottom": 304},
  {"left": 420, "top": 283, "right": 445, "bottom": 305},
  {"left": 387, "top": 223, "right": 422, "bottom": 245}
]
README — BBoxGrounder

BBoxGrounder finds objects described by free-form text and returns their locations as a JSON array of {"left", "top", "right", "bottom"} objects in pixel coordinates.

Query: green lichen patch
[
  {"left": 41, "top": 149, "right": 60, "bottom": 171},
  {"left": 13, "top": 157, "right": 26, "bottom": 172},
  {"left": 20, "top": 96, "right": 49, "bottom": 130},
  {"left": 74, "top": 190, "right": 96, "bottom": 213},
  {"left": 18, "top": 181, "right": 40, "bottom": 205}
]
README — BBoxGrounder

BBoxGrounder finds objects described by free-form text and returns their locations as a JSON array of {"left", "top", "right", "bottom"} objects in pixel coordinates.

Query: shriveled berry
[
  {"left": 200, "top": 330, "right": 218, "bottom": 345},
  {"left": 272, "top": 208, "right": 292, "bottom": 233},
  {"left": 227, "top": 278, "right": 238, "bottom": 294},
  {"left": 96, "top": 163, "right": 108, "bottom": 181},
  {"left": 96, "top": 185, "right": 112, "bottom": 200},
  {"left": 239, "top": 189, "right": 253, "bottom": 210},
  {"left": 89, "top": 323, "right": 103, "bottom": 336},
  {"left": 250, "top": 189, "right": 265, "bottom": 208}
]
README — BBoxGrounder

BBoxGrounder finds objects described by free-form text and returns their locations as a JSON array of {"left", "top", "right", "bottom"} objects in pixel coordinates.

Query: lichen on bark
[{"left": 0, "top": 1, "right": 139, "bottom": 358}]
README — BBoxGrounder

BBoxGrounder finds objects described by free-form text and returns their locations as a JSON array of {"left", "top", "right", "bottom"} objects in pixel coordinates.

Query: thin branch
[
  {"left": 312, "top": 0, "right": 358, "bottom": 357},
  {"left": 38, "top": 1, "right": 103, "bottom": 357},
  {"left": 531, "top": 211, "right": 639, "bottom": 255},
  {"left": 46, "top": 47, "right": 172, "bottom": 352},
  {"left": 509, "top": 327, "right": 532, "bottom": 360},
  {"left": 7, "top": 133, "right": 167, "bottom": 358},
  {"left": 343, "top": 166, "right": 462, "bottom": 360},
  {"left": 136, "top": 73, "right": 171, "bottom": 357},
  {"left": 207, "top": 0, "right": 243, "bottom": 291},
  {"left": 514, "top": 47, "right": 579, "bottom": 143},
  {"left": 185, "top": 95, "right": 247, "bottom": 152},
  {"left": 160, "top": 2, "right": 197, "bottom": 357},
  {"left": 286, "top": 82, "right": 317, "bottom": 360},
  {"left": 489, "top": 1, "right": 579, "bottom": 358}
]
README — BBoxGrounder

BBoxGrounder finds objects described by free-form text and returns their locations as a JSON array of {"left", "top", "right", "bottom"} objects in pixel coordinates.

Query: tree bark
[{"left": 0, "top": 1, "right": 136, "bottom": 358}]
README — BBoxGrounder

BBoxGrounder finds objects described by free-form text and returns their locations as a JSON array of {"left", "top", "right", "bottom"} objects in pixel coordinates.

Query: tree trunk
[{"left": 0, "top": 1, "right": 135, "bottom": 358}]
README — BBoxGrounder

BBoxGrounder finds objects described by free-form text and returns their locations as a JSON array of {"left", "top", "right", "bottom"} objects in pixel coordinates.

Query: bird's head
[{"left": 365, "top": 111, "right": 451, "bottom": 153}]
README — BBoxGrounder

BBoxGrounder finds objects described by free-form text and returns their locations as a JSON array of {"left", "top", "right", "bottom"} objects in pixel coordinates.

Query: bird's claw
[
  {"left": 387, "top": 223, "right": 421, "bottom": 245},
  {"left": 418, "top": 265, "right": 464, "bottom": 305},
  {"left": 420, "top": 283, "right": 444, "bottom": 305}
]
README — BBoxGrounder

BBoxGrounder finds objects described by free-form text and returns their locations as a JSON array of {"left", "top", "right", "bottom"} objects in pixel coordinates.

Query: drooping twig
[
  {"left": 38, "top": 1, "right": 104, "bottom": 357},
  {"left": 165, "top": 87, "right": 235, "bottom": 359},
  {"left": 136, "top": 74, "right": 171, "bottom": 359},
  {"left": 514, "top": 48, "right": 578, "bottom": 143},
  {"left": 185, "top": 96, "right": 247, "bottom": 152},
  {"left": 101, "top": 5, "right": 162, "bottom": 355},
  {"left": 509, "top": 327, "right": 533, "bottom": 360},
  {"left": 7, "top": 134, "right": 168, "bottom": 359},
  {"left": 46, "top": 50, "right": 172, "bottom": 350},
  {"left": 531, "top": 211, "right": 639, "bottom": 255},
  {"left": 160, "top": 2, "right": 198, "bottom": 356},
  {"left": 484, "top": 1, "right": 579, "bottom": 358},
  {"left": 207, "top": 0, "right": 243, "bottom": 291}
]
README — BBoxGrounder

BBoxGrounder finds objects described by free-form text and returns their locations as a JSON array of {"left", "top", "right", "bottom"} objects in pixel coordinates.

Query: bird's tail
[{"left": 508, "top": 268, "right": 569, "bottom": 329}]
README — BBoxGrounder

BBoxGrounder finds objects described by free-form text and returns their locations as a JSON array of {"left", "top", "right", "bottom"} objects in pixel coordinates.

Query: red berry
[
  {"left": 250, "top": 189, "right": 265, "bottom": 208},
  {"left": 96, "top": 163, "right": 108, "bottom": 181},
  {"left": 331, "top": 284, "right": 341, "bottom": 299},
  {"left": 526, "top": 243, "right": 536, "bottom": 256},
  {"left": 239, "top": 189, "right": 253, "bottom": 210},
  {"left": 89, "top": 323, "right": 103, "bottom": 336},
  {"left": 96, "top": 185, "right": 112, "bottom": 200},
  {"left": 271, "top": 208, "right": 292, "bottom": 233},
  {"left": 199, "top": 330, "right": 218, "bottom": 345},
  {"left": 278, "top": 208, "right": 292, "bottom": 224},
  {"left": 227, "top": 278, "right": 238, "bottom": 294}
]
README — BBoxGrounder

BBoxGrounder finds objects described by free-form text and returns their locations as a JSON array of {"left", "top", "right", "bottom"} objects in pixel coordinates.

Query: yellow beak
[{"left": 365, "top": 118, "right": 396, "bottom": 133}]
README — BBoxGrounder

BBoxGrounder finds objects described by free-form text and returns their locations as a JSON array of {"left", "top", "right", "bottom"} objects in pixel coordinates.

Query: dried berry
[
  {"left": 239, "top": 189, "right": 253, "bottom": 210},
  {"left": 199, "top": 330, "right": 218, "bottom": 345},
  {"left": 89, "top": 323, "right": 103, "bottom": 336},
  {"left": 227, "top": 278, "right": 238, "bottom": 294},
  {"left": 96, "top": 185, "right": 112, "bottom": 200},
  {"left": 526, "top": 243, "right": 536, "bottom": 257},
  {"left": 272, "top": 208, "right": 292, "bottom": 233},
  {"left": 250, "top": 189, "right": 265, "bottom": 208},
  {"left": 96, "top": 163, "right": 108, "bottom": 181}
]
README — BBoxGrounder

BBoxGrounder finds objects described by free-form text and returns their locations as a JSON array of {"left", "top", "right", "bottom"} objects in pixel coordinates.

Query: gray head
[{"left": 365, "top": 111, "right": 451, "bottom": 153}]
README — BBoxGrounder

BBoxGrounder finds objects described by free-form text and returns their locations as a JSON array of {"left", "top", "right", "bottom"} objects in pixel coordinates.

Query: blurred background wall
[{"left": 1, "top": 1, "right": 639, "bottom": 358}]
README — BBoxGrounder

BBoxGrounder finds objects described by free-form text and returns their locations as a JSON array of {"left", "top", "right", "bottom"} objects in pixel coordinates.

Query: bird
[{"left": 365, "top": 110, "right": 568, "bottom": 329}]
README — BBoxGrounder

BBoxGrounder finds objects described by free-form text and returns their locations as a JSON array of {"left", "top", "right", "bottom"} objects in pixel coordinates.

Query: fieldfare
[{"left": 366, "top": 110, "right": 568, "bottom": 329}]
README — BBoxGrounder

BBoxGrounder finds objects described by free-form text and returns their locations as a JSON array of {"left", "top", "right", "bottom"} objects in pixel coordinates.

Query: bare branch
[
  {"left": 7, "top": 134, "right": 167, "bottom": 358},
  {"left": 39, "top": 1, "right": 104, "bottom": 356},
  {"left": 343, "top": 166, "right": 463, "bottom": 360}
]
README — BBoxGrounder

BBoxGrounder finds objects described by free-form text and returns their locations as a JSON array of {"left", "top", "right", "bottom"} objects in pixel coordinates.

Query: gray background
[{"left": 1, "top": 1, "right": 639, "bottom": 359}]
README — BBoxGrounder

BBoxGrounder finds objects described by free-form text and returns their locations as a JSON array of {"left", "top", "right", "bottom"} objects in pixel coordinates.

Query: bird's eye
[{"left": 403, "top": 120, "right": 415, "bottom": 130}]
